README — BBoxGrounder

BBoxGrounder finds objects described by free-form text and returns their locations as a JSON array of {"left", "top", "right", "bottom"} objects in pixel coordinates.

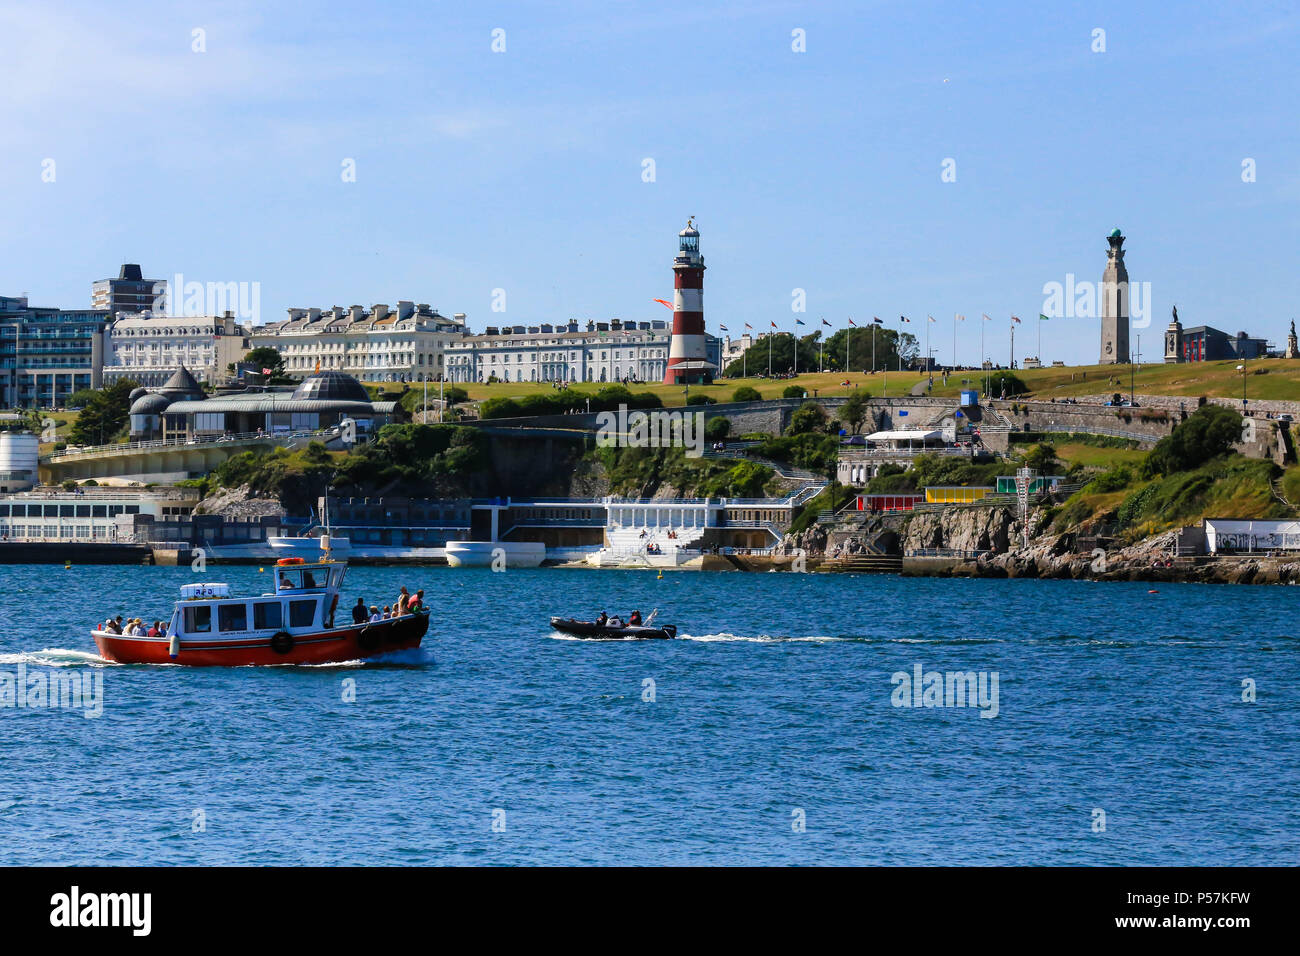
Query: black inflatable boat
[{"left": 550, "top": 617, "right": 677, "bottom": 640}]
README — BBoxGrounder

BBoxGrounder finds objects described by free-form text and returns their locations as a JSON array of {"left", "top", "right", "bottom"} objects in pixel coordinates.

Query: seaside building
[
  {"left": 442, "top": 318, "right": 721, "bottom": 384},
  {"left": 103, "top": 312, "right": 250, "bottom": 386},
  {"left": 128, "top": 367, "right": 402, "bottom": 441},
  {"left": 0, "top": 486, "right": 200, "bottom": 543},
  {"left": 664, "top": 219, "right": 715, "bottom": 384},
  {"left": 0, "top": 295, "right": 108, "bottom": 407},
  {"left": 91, "top": 263, "right": 165, "bottom": 315},
  {"left": 249, "top": 301, "right": 466, "bottom": 383},
  {"left": 1099, "top": 228, "right": 1131, "bottom": 365}
]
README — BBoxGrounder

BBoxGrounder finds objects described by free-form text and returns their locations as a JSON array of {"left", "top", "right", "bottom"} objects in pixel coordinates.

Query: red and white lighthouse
[{"left": 663, "top": 218, "right": 712, "bottom": 384}]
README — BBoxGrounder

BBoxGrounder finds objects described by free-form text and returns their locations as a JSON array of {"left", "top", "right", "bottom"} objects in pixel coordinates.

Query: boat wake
[
  {"left": 298, "top": 647, "right": 436, "bottom": 668},
  {"left": 0, "top": 648, "right": 117, "bottom": 668}
]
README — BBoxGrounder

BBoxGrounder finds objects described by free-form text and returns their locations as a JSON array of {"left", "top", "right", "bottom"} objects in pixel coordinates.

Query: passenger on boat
[
  {"left": 595, "top": 611, "right": 608, "bottom": 626},
  {"left": 408, "top": 589, "right": 424, "bottom": 614},
  {"left": 629, "top": 610, "right": 642, "bottom": 626},
  {"left": 396, "top": 587, "right": 410, "bottom": 615},
  {"left": 352, "top": 598, "right": 368, "bottom": 624},
  {"left": 278, "top": 574, "right": 293, "bottom": 591},
  {"left": 103, "top": 615, "right": 123, "bottom": 634},
  {"left": 368, "top": 605, "right": 382, "bottom": 623}
]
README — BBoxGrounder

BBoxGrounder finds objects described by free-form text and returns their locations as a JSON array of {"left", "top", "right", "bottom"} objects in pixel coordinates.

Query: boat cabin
[{"left": 169, "top": 560, "right": 347, "bottom": 639}]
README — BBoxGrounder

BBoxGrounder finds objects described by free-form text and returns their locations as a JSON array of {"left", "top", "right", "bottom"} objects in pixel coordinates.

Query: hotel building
[
  {"left": 249, "top": 302, "right": 466, "bottom": 383},
  {"left": 103, "top": 312, "right": 250, "bottom": 386},
  {"left": 443, "top": 319, "right": 721, "bottom": 384},
  {"left": 0, "top": 295, "right": 107, "bottom": 408}
]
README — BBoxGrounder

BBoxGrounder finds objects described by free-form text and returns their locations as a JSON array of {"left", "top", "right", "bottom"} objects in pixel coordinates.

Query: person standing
[{"left": 352, "top": 597, "right": 367, "bottom": 625}]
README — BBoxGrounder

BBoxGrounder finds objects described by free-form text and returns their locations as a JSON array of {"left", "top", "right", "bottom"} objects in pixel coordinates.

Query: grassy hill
[{"left": 375, "top": 358, "right": 1300, "bottom": 409}]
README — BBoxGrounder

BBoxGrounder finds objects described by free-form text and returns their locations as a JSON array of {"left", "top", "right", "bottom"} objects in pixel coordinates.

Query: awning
[{"left": 865, "top": 430, "right": 942, "bottom": 442}]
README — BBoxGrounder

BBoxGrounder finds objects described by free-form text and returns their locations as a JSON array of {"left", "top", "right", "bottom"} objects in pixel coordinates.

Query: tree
[
  {"left": 68, "top": 379, "right": 139, "bottom": 446},
  {"left": 786, "top": 401, "right": 830, "bottom": 436},
  {"left": 822, "top": 327, "right": 918, "bottom": 373},
  {"left": 837, "top": 389, "right": 870, "bottom": 435},
  {"left": 1022, "top": 443, "right": 1060, "bottom": 475},
  {"left": 723, "top": 333, "right": 820, "bottom": 377},
  {"left": 705, "top": 416, "right": 731, "bottom": 441},
  {"left": 1143, "top": 405, "right": 1242, "bottom": 477},
  {"left": 243, "top": 346, "right": 287, "bottom": 378}
]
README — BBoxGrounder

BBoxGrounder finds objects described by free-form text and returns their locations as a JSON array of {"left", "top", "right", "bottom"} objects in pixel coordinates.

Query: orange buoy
[{"left": 276, "top": 557, "right": 306, "bottom": 566}]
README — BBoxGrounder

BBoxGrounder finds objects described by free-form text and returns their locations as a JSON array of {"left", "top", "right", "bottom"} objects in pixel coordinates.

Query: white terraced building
[
  {"left": 443, "top": 319, "right": 721, "bottom": 384},
  {"left": 250, "top": 301, "right": 467, "bottom": 383},
  {"left": 103, "top": 312, "right": 250, "bottom": 386}
]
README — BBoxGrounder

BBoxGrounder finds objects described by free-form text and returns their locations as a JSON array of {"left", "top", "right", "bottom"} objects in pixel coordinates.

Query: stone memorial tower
[{"left": 1099, "top": 228, "right": 1130, "bottom": 364}]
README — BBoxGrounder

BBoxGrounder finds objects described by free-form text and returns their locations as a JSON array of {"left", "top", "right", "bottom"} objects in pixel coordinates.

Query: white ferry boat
[{"left": 91, "top": 553, "right": 427, "bottom": 666}]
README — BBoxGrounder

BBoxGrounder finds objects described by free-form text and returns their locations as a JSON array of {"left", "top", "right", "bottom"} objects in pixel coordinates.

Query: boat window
[
  {"left": 302, "top": 570, "right": 319, "bottom": 589},
  {"left": 329, "top": 567, "right": 344, "bottom": 588},
  {"left": 277, "top": 569, "right": 300, "bottom": 591},
  {"left": 184, "top": 605, "right": 211, "bottom": 633},
  {"left": 218, "top": 603, "right": 248, "bottom": 632},
  {"left": 253, "top": 601, "right": 283, "bottom": 629},
  {"left": 289, "top": 599, "right": 317, "bottom": 628}
]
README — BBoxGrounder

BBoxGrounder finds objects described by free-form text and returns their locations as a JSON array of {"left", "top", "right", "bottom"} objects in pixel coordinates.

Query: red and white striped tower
[{"left": 664, "top": 218, "right": 711, "bottom": 384}]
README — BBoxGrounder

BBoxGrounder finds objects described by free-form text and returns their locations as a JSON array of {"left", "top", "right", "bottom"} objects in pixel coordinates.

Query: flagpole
[
  {"left": 846, "top": 320, "right": 851, "bottom": 374},
  {"left": 819, "top": 320, "right": 824, "bottom": 374},
  {"left": 768, "top": 329, "right": 772, "bottom": 377},
  {"left": 1037, "top": 315, "right": 1042, "bottom": 366},
  {"left": 953, "top": 314, "right": 957, "bottom": 369},
  {"left": 793, "top": 328, "right": 798, "bottom": 376},
  {"left": 872, "top": 322, "right": 876, "bottom": 374}
]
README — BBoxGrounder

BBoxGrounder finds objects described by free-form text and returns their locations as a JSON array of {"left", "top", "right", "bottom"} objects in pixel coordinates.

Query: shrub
[
  {"left": 731, "top": 386, "right": 762, "bottom": 403},
  {"left": 685, "top": 394, "right": 716, "bottom": 406},
  {"left": 782, "top": 385, "right": 806, "bottom": 399}
]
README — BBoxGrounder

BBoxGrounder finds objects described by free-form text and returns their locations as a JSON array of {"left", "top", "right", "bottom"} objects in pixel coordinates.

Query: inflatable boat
[{"left": 550, "top": 617, "right": 677, "bottom": 640}]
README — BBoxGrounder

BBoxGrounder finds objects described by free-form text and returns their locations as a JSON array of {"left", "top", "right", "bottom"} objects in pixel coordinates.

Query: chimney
[
  {"left": 349, "top": 305, "right": 366, "bottom": 321},
  {"left": 372, "top": 303, "right": 390, "bottom": 320},
  {"left": 397, "top": 300, "right": 415, "bottom": 319}
]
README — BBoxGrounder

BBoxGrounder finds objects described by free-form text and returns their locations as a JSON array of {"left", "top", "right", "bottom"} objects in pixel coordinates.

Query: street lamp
[{"left": 1237, "top": 363, "right": 1247, "bottom": 411}]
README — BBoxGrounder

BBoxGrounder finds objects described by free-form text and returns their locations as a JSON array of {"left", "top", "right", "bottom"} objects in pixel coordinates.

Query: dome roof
[
  {"left": 291, "top": 370, "right": 371, "bottom": 403},
  {"left": 130, "top": 392, "right": 171, "bottom": 415},
  {"left": 128, "top": 387, "right": 147, "bottom": 403},
  {"left": 1109, "top": 227, "right": 1123, "bottom": 238}
]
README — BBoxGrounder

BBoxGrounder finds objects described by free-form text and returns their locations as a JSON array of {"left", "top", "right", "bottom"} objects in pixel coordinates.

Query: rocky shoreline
[{"left": 778, "top": 506, "right": 1300, "bottom": 585}]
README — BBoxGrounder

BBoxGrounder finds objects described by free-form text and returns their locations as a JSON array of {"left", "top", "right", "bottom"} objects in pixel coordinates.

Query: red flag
[
  {"left": 653, "top": 298, "right": 673, "bottom": 310},
  {"left": 1011, "top": 315, "right": 1022, "bottom": 324},
  {"left": 848, "top": 318, "right": 857, "bottom": 326}
]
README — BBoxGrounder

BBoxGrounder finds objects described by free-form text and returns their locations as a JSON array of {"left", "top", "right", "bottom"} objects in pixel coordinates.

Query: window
[
  {"left": 184, "top": 605, "right": 211, "bottom": 633},
  {"left": 218, "top": 604, "right": 248, "bottom": 632},
  {"left": 289, "top": 599, "right": 317, "bottom": 628}
]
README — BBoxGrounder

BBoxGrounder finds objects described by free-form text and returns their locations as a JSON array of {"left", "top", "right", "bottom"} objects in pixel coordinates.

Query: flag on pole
[
  {"left": 821, "top": 317, "right": 831, "bottom": 326},
  {"left": 848, "top": 318, "right": 857, "bottom": 326},
  {"left": 955, "top": 313, "right": 966, "bottom": 321},
  {"left": 982, "top": 313, "right": 991, "bottom": 321},
  {"left": 1038, "top": 314, "right": 1050, "bottom": 321},
  {"left": 927, "top": 315, "right": 936, "bottom": 323},
  {"left": 653, "top": 298, "right": 673, "bottom": 309},
  {"left": 795, "top": 318, "right": 806, "bottom": 325},
  {"left": 770, "top": 321, "right": 778, "bottom": 329},
  {"left": 719, "top": 324, "right": 729, "bottom": 331},
  {"left": 744, "top": 323, "right": 753, "bottom": 329},
  {"left": 900, "top": 316, "right": 911, "bottom": 323},
  {"left": 872, "top": 317, "right": 883, "bottom": 325},
  {"left": 1011, "top": 315, "right": 1022, "bottom": 324}
]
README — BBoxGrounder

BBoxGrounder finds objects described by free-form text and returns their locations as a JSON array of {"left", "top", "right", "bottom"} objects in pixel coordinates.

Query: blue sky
[{"left": 3, "top": 0, "right": 1298, "bottom": 366}]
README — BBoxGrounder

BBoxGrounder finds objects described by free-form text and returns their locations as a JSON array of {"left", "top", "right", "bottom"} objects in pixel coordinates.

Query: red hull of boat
[{"left": 92, "top": 613, "right": 429, "bottom": 666}]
